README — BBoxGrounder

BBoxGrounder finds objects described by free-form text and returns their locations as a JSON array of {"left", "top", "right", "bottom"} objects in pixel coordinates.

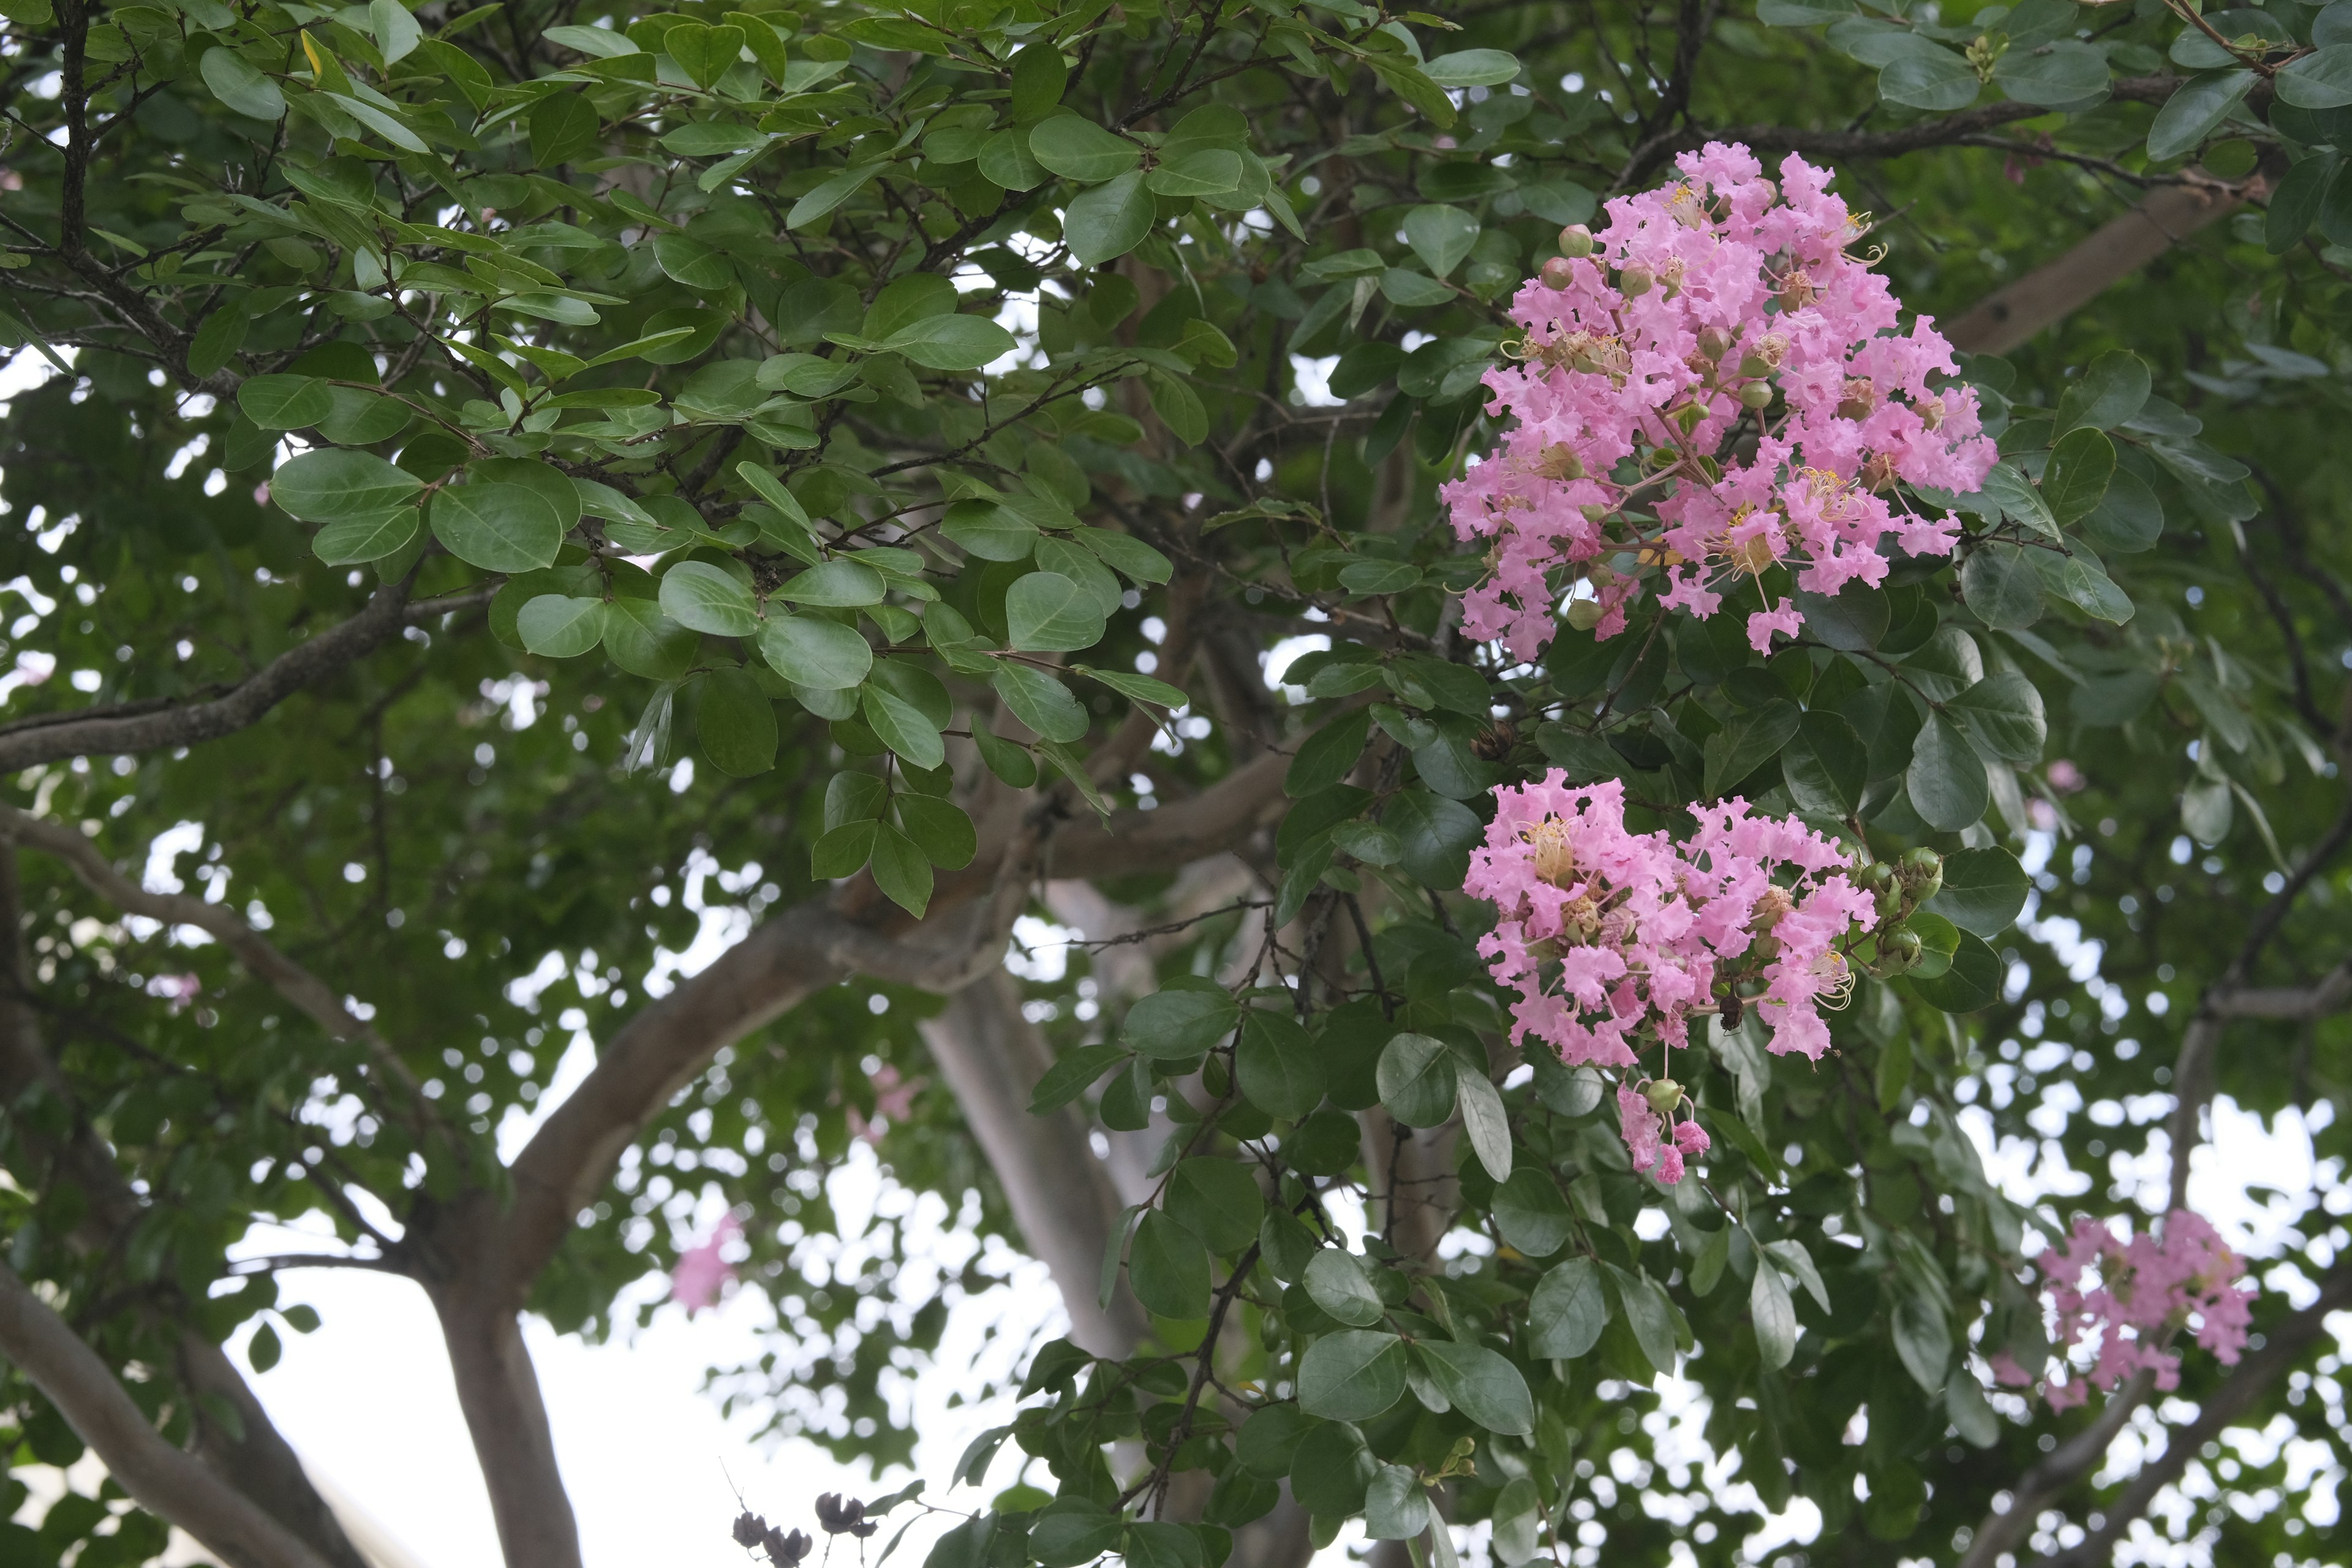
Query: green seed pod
[
  {"left": 1558, "top": 224, "right": 1596, "bottom": 258},
  {"left": 1739, "top": 380, "right": 1774, "bottom": 410},
  {"left": 1642, "top": 1078, "right": 1685, "bottom": 1115}
]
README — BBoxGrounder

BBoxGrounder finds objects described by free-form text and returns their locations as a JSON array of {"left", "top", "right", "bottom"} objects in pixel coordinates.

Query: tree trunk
[
  {"left": 917, "top": 970, "right": 1148, "bottom": 1355},
  {"left": 421, "top": 1197, "right": 584, "bottom": 1568}
]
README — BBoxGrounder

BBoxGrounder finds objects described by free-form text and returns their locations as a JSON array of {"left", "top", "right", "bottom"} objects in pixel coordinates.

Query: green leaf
[
  {"left": 1164, "top": 1158, "right": 1264, "bottom": 1254},
  {"left": 1030, "top": 1504, "right": 1123, "bottom": 1568},
  {"left": 1947, "top": 1369, "right": 2002, "bottom": 1449},
  {"left": 1006, "top": 571, "right": 1108, "bottom": 652},
  {"left": 1926, "top": 846, "right": 2030, "bottom": 938},
  {"left": 1905, "top": 712, "right": 1989, "bottom": 832},
  {"left": 2043, "top": 428, "right": 2115, "bottom": 526},
  {"left": 811, "top": 820, "right": 877, "bottom": 880},
  {"left": 979, "top": 129, "right": 1047, "bottom": 190},
  {"left": 249, "top": 1319, "right": 282, "bottom": 1373},
  {"left": 2270, "top": 150, "right": 2340, "bottom": 253},
  {"left": 2081, "top": 470, "right": 2163, "bottom": 554},
  {"left": 187, "top": 306, "right": 251, "bottom": 379},
  {"left": 1752, "top": 1256, "right": 1797, "bottom": 1372},
  {"left": 1702, "top": 699, "right": 1800, "bottom": 800},
  {"left": 2280, "top": 43, "right": 2352, "bottom": 108},
  {"left": 1401, "top": 206, "right": 1480, "bottom": 279},
  {"left": 1289, "top": 1423, "right": 1377, "bottom": 1516},
  {"left": 1146, "top": 149, "right": 1243, "bottom": 197},
  {"left": 1992, "top": 40, "right": 2109, "bottom": 106},
  {"left": 1074, "top": 527, "right": 1174, "bottom": 585},
  {"left": 1384, "top": 791, "right": 1481, "bottom": 886},
  {"left": 696, "top": 668, "right": 777, "bottom": 777},
  {"left": 1298, "top": 1330, "right": 1408, "bottom": 1422},
  {"left": 992, "top": 663, "right": 1088, "bottom": 743},
  {"left": 1148, "top": 373, "right": 1208, "bottom": 445},
  {"left": 201, "top": 46, "right": 286, "bottom": 120},
  {"left": 1363, "top": 1465, "right": 1431, "bottom": 1541},
  {"left": 529, "top": 92, "right": 601, "bottom": 168},
  {"left": 431, "top": 483, "right": 564, "bottom": 573},
  {"left": 1236, "top": 1008, "right": 1325, "bottom": 1120},
  {"left": 1491, "top": 1479, "right": 1542, "bottom": 1567},
  {"left": 1456, "top": 1067, "right": 1512, "bottom": 1183},
  {"left": 1781, "top": 709, "right": 1867, "bottom": 816},
  {"left": 826, "top": 773, "right": 886, "bottom": 832},
  {"left": 658, "top": 561, "right": 758, "bottom": 637},
  {"left": 1064, "top": 170, "right": 1156, "bottom": 265},
  {"left": 2036, "top": 549, "right": 2136, "bottom": 624},
  {"left": 2056, "top": 350, "right": 2152, "bottom": 434},
  {"left": 2147, "top": 69, "right": 2255, "bottom": 161},
  {"left": 666, "top": 21, "right": 747, "bottom": 89},
  {"left": 1960, "top": 543, "right": 2044, "bottom": 631},
  {"left": 655, "top": 231, "right": 736, "bottom": 292},
  {"left": 312, "top": 506, "right": 420, "bottom": 566},
  {"left": 758, "top": 615, "right": 872, "bottom": 689},
  {"left": 605, "top": 600, "right": 699, "bottom": 680},
  {"left": 1491, "top": 1170, "right": 1573, "bottom": 1258},
  {"left": 1123, "top": 988, "right": 1240, "bottom": 1058},
  {"left": 1029, "top": 1044, "right": 1130, "bottom": 1115},
  {"left": 868, "top": 820, "right": 933, "bottom": 916},
  {"left": 973, "top": 728, "right": 1038, "bottom": 788},
  {"left": 1906, "top": 910, "right": 1964, "bottom": 981},
  {"left": 1305, "top": 1249, "right": 1387, "bottom": 1327},
  {"left": 1890, "top": 1290, "right": 1953, "bottom": 1392},
  {"left": 1526, "top": 1257, "right": 1608, "bottom": 1359},
  {"left": 239, "top": 374, "right": 333, "bottom": 430},
  {"left": 777, "top": 560, "right": 886, "bottom": 608},
  {"left": 1287, "top": 708, "right": 1372, "bottom": 797},
  {"left": 896, "top": 795, "right": 975, "bottom": 870},
  {"left": 1009, "top": 40, "right": 1069, "bottom": 121},
  {"left": 941, "top": 501, "right": 1038, "bottom": 562},
  {"left": 1422, "top": 48, "right": 1522, "bottom": 87},
  {"left": 1129, "top": 1210, "right": 1211, "bottom": 1319},
  {"left": 516, "top": 594, "right": 606, "bottom": 657},
  {"left": 1879, "top": 48, "right": 1978, "bottom": 111},
  {"left": 1763, "top": 1239, "right": 1831, "bottom": 1314},
  {"left": 883, "top": 314, "right": 1017, "bottom": 371},
  {"left": 1614, "top": 1269, "right": 1681, "bottom": 1375},
  {"left": 1907, "top": 928, "right": 2002, "bottom": 1012},
  {"left": 1415, "top": 1339, "right": 1532, "bottom": 1437},
  {"left": 1946, "top": 672, "right": 2046, "bottom": 766},
  {"left": 1027, "top": 116, "right": 1140, "bottom": 182},
  {"left": 787, "top": 163, "right": 886, "bottom": 229},
  {"left": 862, "top": 685, "right": 946, "bottom": 771},
  {"left": 1376, "top": 1033, "right": 1457, "bottom": 1128},
  {"left": 1078, "top": 667, "right": 1189, "bottom": 711}
]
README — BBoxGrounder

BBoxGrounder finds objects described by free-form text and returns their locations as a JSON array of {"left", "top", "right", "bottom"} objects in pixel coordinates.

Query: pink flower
[
  {"left": 2013, "top": 1210, "right": 2253, "bottom": 1406},
  {"left": 1672, "top": 1120, "right": 1710, "bottom": 1158},
  {"left": 1442, "top": 144, "right": 1996, "bottom": 663},
  {"left": 844, "top": 1063, "right": 927, "bottom": 1145},
  {"left": 1617, "top": 1082, "right": 1666, "bottom": 1178},
  {"left": 1464, "top": 773, "right": 1875, "bottom": 1070},
  {"left": 669, "top": 1213, "right": 743, "bottom": 1312}
]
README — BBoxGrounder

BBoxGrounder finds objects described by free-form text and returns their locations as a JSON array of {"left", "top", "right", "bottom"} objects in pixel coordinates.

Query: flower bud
[
  {"left": 1539, "top": 255, "right": 1576, "bottom": 290},
  {"left": 1695, "top": 326, "right": 1732, "bottom": 361},
  {"left": 1897, "top": 846, "right": 1944, "bottom": 905},
  {"left": 1558, "top": 224, "right": 1595, "bottom": 258},
  {"left": 1877, "top": 926, "right": 1923, "bottom": 974},
  {"left": 1618, "top": 263, "right": 1653, "bottom": 298},
  {"left": 1566, "top": 597, "right": 1604, "bottom": 630},
  {"left": 1642, "top": 1078, "right": 1685, "bottom": 1115},
  {"left": 1739, "top": 380, "right": 1774, "bottom": 410}
]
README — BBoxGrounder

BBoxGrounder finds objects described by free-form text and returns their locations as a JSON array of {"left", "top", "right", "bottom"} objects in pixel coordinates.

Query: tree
[{"left": 0, "top": 0, "right": 2346, "bottom": 1566}]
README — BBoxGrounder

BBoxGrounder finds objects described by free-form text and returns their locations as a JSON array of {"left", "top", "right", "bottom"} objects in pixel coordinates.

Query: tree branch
[
  {"left": 0, "top": 1259, "right": 336, "bottom": 1568},
  {"left": 0, "top": 803, "right": 431, "bottom": 1113},
  {"left": 0, "top": 579, "right": 418, "bottom": 774}
]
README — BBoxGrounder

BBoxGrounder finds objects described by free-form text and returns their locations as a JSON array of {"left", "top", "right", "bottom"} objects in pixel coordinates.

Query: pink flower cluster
[
  {"left": 1442, "top": 142, "right": 1998, "bottom": 661},
  {"left": 2026, "top": 1211, "right": 2252, "bottom": 1410},
  {"left": 1617, "top": 1082, "right": 1712, "bottom": 1185},
  {"left": 670, "top": 1212, "right": 743, "bottom": 1312},
  {"left": 1465, "top": 774, "right": 1878, "bottom": 1077}
]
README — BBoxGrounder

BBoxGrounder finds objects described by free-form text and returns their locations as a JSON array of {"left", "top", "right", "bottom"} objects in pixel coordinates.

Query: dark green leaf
[
  {"left": 1781, "top": 709, "right": 1867, "bottom": 816},
  {"left": 1961, "top": 543, "right": 2045, "bottom": 631},
  {"left": 1237, "top": 1008, "right": 1325, "bottom": 1120},
  {"left": 2043, "top": 428, "right": 2115, "bottom": 526},
  {"left": 1297, "top": 1331, "right": 1408, "bottom": 1422},
  {"left": 696, "top": 668, "right": 777, "bottom": 777},
  {"left": 1702, "top": 699, "right": 1799, "bottom": 799},
  {"left": 1905, "top": 712, "right": 1989, "bottom": 832},
  {"left": 1926, "top": 846, "right": 2030, "bottom": 938},
  {"left": 1064, "top": 171, "right": 1156, "bottom": 265},
  {"left": 1129, "top": 1210, "right": 1211, "bottom": 1319},
  {"left": 1376, "top": 1033, "right": 1457, "bottom": 1128},
  {"left": 1527, "top": 1258, "right": 1608, "bottom": 1359},
  {"left": 1946, "top": 672, "right": 2046, "bottom": 766},
  {"left": 659, "top": 561, "right": 758, "bottom": 637},
  {"left": 1305, "top": 1250, "right": 1387, "bottom": 1327},
  {"left": 432, "top": 483, "right": 564, "bottom": 573},
  {"left": 1415, "top": 1340, "right": 1532, "bottom": 1436},
  {"left": 1287, "top": 707, "right": 1372, "bottom": 797},
  {"left": 868, "top": 820, "right": 932, "bottom": 916},
  {"left": 992, "top": 663, "right": 1089, "bottom": 743},
  {"left": 1492, "top": 1170, "right": 1573, "bottom": 1258},
  {"left": 1006, "top": 571, "right": 1109, "bottom": 652},
  {"left": 1028, "top": 1045, "right": 1129, "bottom": 1115},
  {"left": 1752, "top": 1257, "right": 1796, "bottom": 1371},
  {"left": 1164, "top": 1158, "right": 1264, "bottom": 1254},
  {"left": 1907, "top": 928, "right": 2003, "bottom": 1012},
  {"left": 1124, "top": 989, "right": 1240, "bottom": 1058}
]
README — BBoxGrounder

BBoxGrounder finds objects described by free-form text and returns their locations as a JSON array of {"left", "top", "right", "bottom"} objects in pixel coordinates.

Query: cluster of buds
[
  {"left": 1854, "top": 849, "right": 1945, "bottom": 978},
  {"left": 733, "top": 1513, "right": 813, "bottom": 1568}
]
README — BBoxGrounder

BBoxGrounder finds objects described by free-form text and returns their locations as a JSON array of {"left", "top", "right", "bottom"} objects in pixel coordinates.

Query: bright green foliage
[{"left": 0, "top": 1, "right": 2350, "bottom": 1567}]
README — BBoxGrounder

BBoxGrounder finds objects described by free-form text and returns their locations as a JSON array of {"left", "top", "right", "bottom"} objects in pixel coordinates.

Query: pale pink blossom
[
  {"left": 1443, "top": 144, "right": 1996, "bottom": 661},
  {"left": 1466, "top": 774, "right": 1878, "bottom": 1182},
  {"left": 2026, "top": 1210, "right": 2251, "bottom": 1409},
  {"left": 670, "top": 1213, "right": 743, "bottom": 1312}
]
